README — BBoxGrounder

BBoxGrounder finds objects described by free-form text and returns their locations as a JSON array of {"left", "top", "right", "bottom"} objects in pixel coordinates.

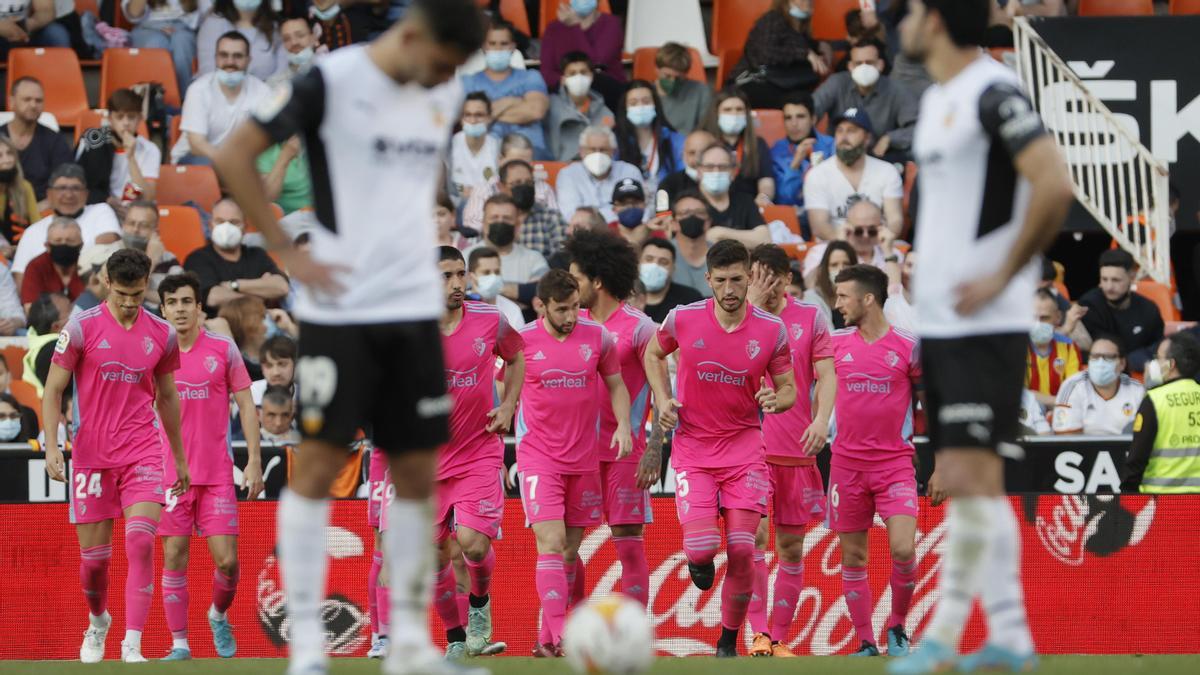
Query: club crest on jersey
[
  {"left": 1053, "top": 357, "right": 1065, "bottom": 374},
  {"left": 204, "top": 355, "right": 219, "bottom": 373},
  {"left": 790, "top": 324, "right": 804, "bottom": 340},
  {"left": 54, "top": 330, "right": 70, "bottom": 354},
  {"left": 886, "top": 350, "right": 899, "bottom": 367},
  {"left": 579, "top": 344, "right": 594, "bottom": 361},
  {"left": 746, "top": 340, "right": 761, "bottom": 359},
  {"left": 143, "top": 337, "right": 155, "bottom": 355},
  {"left": 473, "top": 337, "right": 487, "bottom": 357}
]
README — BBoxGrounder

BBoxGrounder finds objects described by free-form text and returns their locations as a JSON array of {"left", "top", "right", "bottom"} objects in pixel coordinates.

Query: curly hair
[{"left": 563, "top": 229, "right": 639, "bottom": 302}]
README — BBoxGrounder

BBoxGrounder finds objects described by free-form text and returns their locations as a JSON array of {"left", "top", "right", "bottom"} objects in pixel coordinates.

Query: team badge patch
[
  {"left": 746, "top": 340, "right": 761, "bottom": 359},
  {"left": 143, "top": 337, "right": 155, "bottom": 355},
  {"left": 886, "top": 350, "right": 900, "bottom": 367},
  {"left": 204, "top": 355, "right": 219, "bottom": 373},
  {"left": 473, "top": 337, "right": 487, "bottom": 357},
  {"left": 579, "top": 344, "right": 593, "bottom": 362},
  {"left": 54, "top": 330, "right": 70, "bottom": 354},
  {"left": 791, "top": 324, "right": 804, "bottom": 340}
]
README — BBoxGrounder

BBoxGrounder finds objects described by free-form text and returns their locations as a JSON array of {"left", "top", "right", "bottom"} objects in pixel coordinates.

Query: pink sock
[
  {"left": 720, "top": 510, "right": 760, "bottom": 632},
  {"left": 681, "top": 519, "right": 723, "bottom": 566},
  {"left": 124, "top": 517, "right": 157, "bottom": 631},
  {"left": 612, "top": 536, "right": 649, "bottom": 606},
  {"left": 457, "top": 593, "right": 469, "bottom": 628},
  {"left": 212, "top": 566, "right": 239, "bottom": 614},
  {"left": 747, "top": 550, "right": 769, "bottom": 635},
  {"left": 769, "top": 561, "right": 805, "bottom": 644},
  {"left": 464, "top": 548, "right": 495, "bottom": 598},
  {"left": 80, "top": 544, "right": 111, "bottom": 617},
  {"left": 888, "top": 558, "right": 918, "bottom": 629},
  {"left": 842, "top": 565, "right": 875, "bottom": 646},
  {"left": 376, "top": 582, "right": 390, "bottom": 636},
  {"left": 162, "top": 570, "right": 189, "bottom": 639},
  {"left": 535, "top": 554, "right": 569, "bottom": 645},
  {"left": 569, "top": 557, "right": 586, "bottom": 607},
  {"left": 368, "top": 551, "right": 382, "bottom": 635},
  {"left": 433, "top": 564, "right": 462, "bottom": 630}
]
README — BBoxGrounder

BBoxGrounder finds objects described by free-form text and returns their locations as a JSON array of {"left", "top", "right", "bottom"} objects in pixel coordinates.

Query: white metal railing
[{"left": 1013, "top": 17, "right": 1170, "bottom": 285}]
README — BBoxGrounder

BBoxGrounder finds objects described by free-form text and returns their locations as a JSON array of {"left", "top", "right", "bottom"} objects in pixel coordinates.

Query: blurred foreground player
[
  {"left": 43, "top": 248, "right": 190, "bottom": 663},
  {"left": 893, "top": 0, "right": 1073, "bottom": 672},
  {"left": 211, "top": 1, "right": 488, "bottom": 673},
  {"left": 158, "top": 272, "right": 264, "bottom": 660}
]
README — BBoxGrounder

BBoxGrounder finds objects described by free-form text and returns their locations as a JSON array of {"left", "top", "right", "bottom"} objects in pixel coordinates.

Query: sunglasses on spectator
[{"left": 850, "top": 226, "right": 879, "bottom": 238}]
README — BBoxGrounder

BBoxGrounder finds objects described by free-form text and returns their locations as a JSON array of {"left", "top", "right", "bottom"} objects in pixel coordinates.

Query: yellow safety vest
[
  {"left": 22, "top": 328, "right": 60, "bottom": 398},
  {"left": 1141, "top": 378, "right": 1200, "bottom": 494}
]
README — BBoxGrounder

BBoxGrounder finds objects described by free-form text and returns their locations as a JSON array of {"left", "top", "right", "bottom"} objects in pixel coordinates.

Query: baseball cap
[
  {"left": 78, "top": 242, "right": 122, "bottom": 277},
  {"left": 832, "top": 107, "right": 875, "bottom": 137},
  {"left": 611, "top": 178, "right": 645, "bottom": 202}
]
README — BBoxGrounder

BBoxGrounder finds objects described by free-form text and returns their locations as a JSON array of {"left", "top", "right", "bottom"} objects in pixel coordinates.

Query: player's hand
[
  {"left": 44, "top": 443, "right": 66, "bottom": 482},
  {"left": 171, "top": 461, "right": 191, "bottom": 497},
  {"left": 657, "top": 399, "right": 681, "bottom": 432},
  {"left": 928, "top": 470, "right": 948, "bottom": 507},
  {"left": 746, "top": 263, "right": 780, "bottom": 309},
  {"left": 611, "top": 424, "right": 633, "bottom": 460},
  {"left": 955, "top": 271, "right": 1008, "bottom": 317},
  {"left": 275, "top": 247, "right": 350, "bottom": 296},
  {"left": 800, "top": 418, "right": 828, "bottom": 456},
  {"left": 485, "top": 402, "right": 515, "bottom": 434},
  {"left": 242, "top": 459, "right": 265, "bottom": 499},
  {"left": 756, "top": 377, "right": 779, "bottom": 413},
  {"left": 635, "top": 449, "right": 660, "bottom": 490}
]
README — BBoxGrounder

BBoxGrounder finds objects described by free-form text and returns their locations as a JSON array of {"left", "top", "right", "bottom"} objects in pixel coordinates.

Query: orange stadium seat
[
  {"left": 499, "top": 0, "right": 532, "bottom": 37},
  {"left": 631, "top": 46, "right": 705, "bottom": 83},
  {"left": 1078, "top": 0, "right": 1154, "bottom": 16},
  {"left": 535, "top": 161, "right": 567, "bottom": 189},
  {"left": 156, "top": 206, "right": 207, "bottom": 260},
  {"left": 538, "top": 0, "right": 613, "bottom": 36},
  {"left": 811, "top": 0, "right": 860, "bottom": 42},
  {"left": 761, "top": 205, "right": 800, "bottom": 237},
  {"left": 10, "top": 379, "right": 41, "bottom": 429},
  {"left": 752, "top": 109, "right": 786, "bottom": 146},
  {"left": 711, "top": 0, "right": 771, "bottom": 56},
  {"left": 2, "top": 344, "right": 25, "bottom": 382},
  {"left": 1135, "top": 280, "right": 1180, "bottom": 324},
  {"left": 156, "top": 165, "right": 222, "bottom": 213},
  {"left": 715, "top": 46, "right": 743, "bottom": 88},
  {"left": 6, "top": 48, "right": 89, "bottom": 127},
  {"left": 101, "top": 48, "right": 182, "bottom": 108},
  {"left": 1170, "top": 0, "right": 1200, "bottom": 13}
]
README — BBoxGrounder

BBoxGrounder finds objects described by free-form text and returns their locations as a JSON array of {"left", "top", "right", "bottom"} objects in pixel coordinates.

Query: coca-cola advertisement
[{"left": 0, "top": 495, "right": 1195, "bottom": 660}]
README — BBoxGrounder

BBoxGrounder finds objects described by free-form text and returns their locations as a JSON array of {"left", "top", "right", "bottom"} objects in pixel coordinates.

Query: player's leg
[
  {"left": 829, "top": 463, "right": 878, "bottom": 656},
  {"left": 767, "top": 527, "right": 806, "bottom": 657},
  {"left": 674, "top": 467, "right": 722, "bottom": 590},
  {"left": 434, "top": 533, "right": 469, "bottom": 658},
  {"left": 563, "top": 525, "right": 587, "bottom": 608},
  {"left": 76, "top": 518, "right": 115, "bottom": 663},
  {"left": 531, "top": 519, "right": 570, "bottom": 653},
  {"left": 458, "top": 525, "right": 505, "bottom": 656},
  {"left": 602, "top": 461, "right": 650, "bottom": 607},
  {"left": 121, "top": 500, "right": 163, "bottom": 662},
  {"left": 747, "top": 517, "right": 772, "bottom": 656},
  {"left": 366, "top": 528, "right": 387, "bottom": 658},
  {"left": 883, "top": 515, "right": 918, "bottom": 656},
  {"left": 160, "top": 536, "right": 192, "bottom": 659},
  {"left": 451, "top": 540, "right": 470, "bottom": 629},
  {"left": 382, "top": 450, "right": 442, "bottom": 656},
  {"left": 206, "top": 533, "right": 240, "bottom": 657},
  {"left": 717, "top": 508, "right": 760, "bottom": 657}
]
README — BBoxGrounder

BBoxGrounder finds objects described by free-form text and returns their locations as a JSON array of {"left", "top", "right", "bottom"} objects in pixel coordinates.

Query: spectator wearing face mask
[
  {"left": 461, "top": 133, "right": 559, "bottom": 235},
  {"left": 1053, "top": 335, "right": 1145, "bottom": 436},
  {"left": 614, "top": 80, "right": 685, "bottom": 197},
  {"left": 69, "top": 242, "right": 121, "bottom": 317},
  {"left": 308, "top": 0, "right": 353, "bottom": 51},
  {"left": 545, "top": 51, "right": 614, "bottom": 163},
  {"left": 813, "top": 39, "right": 918, "bottom": 162},
  {"left": 197, "top": 0, "right": 287, "bottom": 83},
  {"left": 667, "top": 191, "right": 713, "bottom": 298},
  {"left": 1027, "top": 288, "right": 1082, "bottom": 410},
  {"left": 701, "top": 88, "right": 775, "bottom": 206},
  {"left": 119, "top": 200, "right": 180, "bottom": 288},
  {"left": 539, "top": 0, "right": 624, "bottom": 99},
  {"left": 270, "top": 14, "right": 321, "bottom": 85},
  {"left": 1078, "top": 249, "right": 1163, "bottom": 373},
  {"left": 124, "top": 0, "right": 204, "bottom": 95},
  {"left": 493, "top": 159, "right": 566, "bottom": 260},
  {"left": 555, "top": 125, "right": 643, "bottom": 224},
  {"left": 731, "top": 0, "right": 829, "bottom": 109},
  {"left": 695, "top": 145, "right": 768, "bottom": 246},
  {"left": 0, "top": 135, "right": 39, "bottom": 253},
  {"left": 20, "top": 216, "right": 83, "bottom": 309},
  {"left": 658, "top": 129, "right": 714, "bottom": 203},
  {"left": 464, "top": 194, "right": 548, "bottom": 286},
  {"left": 449, "top": 92, "right": 501, "bottom": 206},
  {"left": 654, "top": 43, "right": 712, "bottom": 135},
  {"left": 11, "top": 163, "right": 121, "bottom": 283},
  {"left": 609, "top": 178, "right": 652, "bottom": 248},
  {"left": 183, "top": 197, "right": 289, "bottom": 316},
  {"left": 771, "top": 91, "right": 834, "bottom": 208},
  {"left": 639, "top": 237, "right": 702, "bottom": 323},
  {"left": 0, "top": 392, "right": 36, "bottom": 443},
  {"left": 467, "top": 246, "right": 525, "bottom": 329},
  {"left": 461, "top": 20, "right": 550, "bottom": 159}
]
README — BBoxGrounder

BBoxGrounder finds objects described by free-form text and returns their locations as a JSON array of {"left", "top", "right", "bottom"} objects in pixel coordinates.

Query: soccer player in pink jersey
[
  {"left": 743, "top": 244, "right": 836, "bottom": 658},
  {"left": 434, "top": 246, "right": 524, "bottom": 659},
  {"left": 156, "top": 273, "right": 264, "bottom": 660},
  {"left": 365, "top": 443, "right": 390, "bottom": 658},
  {"left": 41, "top": 248, "right": 190, "bottom": 664},
  {"left": 828, "top": 265, "right": 922, "bottom": 657},
  {"left": 643, "top": 239, "right": 798, "bottom": 658},
  {"left": 565, "top": 230, "right": 659, "bottom": 608},
  {"left": 516, "top": 269, "right": 632, "bottom": 657}
]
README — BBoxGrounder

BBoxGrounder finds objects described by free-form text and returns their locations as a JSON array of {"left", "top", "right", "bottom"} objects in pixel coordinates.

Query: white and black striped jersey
[
  {"left": 253, "top": 45, "right": 464, "bottom": 325},
  {"left": 911, "top": 55, "right": 1049, "bottom": 339}
]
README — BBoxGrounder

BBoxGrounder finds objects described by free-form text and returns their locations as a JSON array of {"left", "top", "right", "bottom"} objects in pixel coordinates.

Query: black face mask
[
  {"left": 0, "top": 168, "right": 16, "bottom": 183},
  {"left": 487, "top": 221, "right": 516, "bottom": 247},
  {"left": 49, "top": 243, "right": 82, "bottom": 268},
  {"left": 511, "top": 183, "right": 536, "bottom": 211},
  {"left": 678, "top": 215, "right": 707, "bottom": 239}
]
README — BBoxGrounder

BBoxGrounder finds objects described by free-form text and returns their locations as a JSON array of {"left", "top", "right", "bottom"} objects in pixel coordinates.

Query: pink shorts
[
  {"left": 827, "top": 463, "right": 919, "bottom": 533},
  {"left": 673, "top": 461, "right": 770, "bottom": 525},
  {"left": 519, "top": 469, "right": 602, "bottom": 528},
  {"left": 367, "top": 449, "right": 389, "bottom": 529},
  {"left": 601, "top": 460, "right": 652, "bottom": 526},
  {"left": 68, "top": 461, "right": 166, "bottom": 525},
  {"left": 435, "top": 466, "right": 506, "bottom": 543},
  {"left": 769, "top": 463, "right": 826, "bottom": 530},
  {"left": 159, "top": 483, "right": 240, "bottom": 537}
]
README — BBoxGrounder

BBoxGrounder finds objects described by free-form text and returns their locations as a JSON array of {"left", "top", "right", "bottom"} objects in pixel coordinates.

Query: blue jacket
[{"left": 771, "top": 133, "right": 835, "bottom": 207}]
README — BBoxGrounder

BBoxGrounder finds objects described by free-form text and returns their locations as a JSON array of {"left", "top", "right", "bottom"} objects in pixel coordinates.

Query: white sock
[
  {"left": 123, "top": 629, "right": 141, "bottom": 650},
  {"left": 208, "top": 605, "right": 226, "bottom": 621},
  {"left": 278, "top": 489, "right": 331, "bottom": 663},
  {"left": 385, "top": 498, "right": 435, "bottom": 652},
  {"left": 979, "top": 497, "right": 1034, "bottom": 655},
  {"left": 90, "top": 611, "right": 111, "bottom": 628},
  {"left": 172, "top": 637, "right": 190, "bottom": 650},
  {"left": 925, "top": 497, "right": 990, "bottom": 649}
]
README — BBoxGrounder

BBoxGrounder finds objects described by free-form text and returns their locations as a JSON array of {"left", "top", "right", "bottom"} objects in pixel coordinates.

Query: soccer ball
[{"left": 563, "top": 595, "right": 655, "bottom": 674}]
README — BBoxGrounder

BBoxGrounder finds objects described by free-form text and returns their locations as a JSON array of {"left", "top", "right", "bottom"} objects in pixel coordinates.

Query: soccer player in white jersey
[
  {"left": 891, "top": 1, "right": 1074, "bottom": 673},
  {"left": 212, "top": 1, "right": 488, "bottom": 674}
]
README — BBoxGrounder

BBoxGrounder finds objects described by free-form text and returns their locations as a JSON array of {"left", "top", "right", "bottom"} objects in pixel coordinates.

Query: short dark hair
[
  {"left": 560, "top": 50, "right": 593, "bottom": 72},
  {"left": 641, "top": 237, "right": 676, "bottom": 261},
  {"left": 439, "top": 245, "right": 465, "bottom": 264},
  {"left": 48, "top": 163, "right": 86, "bottom": 188},
  {"left": 536, "top": 268, "right": 579, "bottom": 304},
  {"left": 655, "top": 42, "right": 692, "bottom": 72},
  {"left": 923, "top": 0, "right": 990, "bottom": 48},
  {"left": 158, "top": 272, "right": 201, "bottom": 302},
  {"left": 484, "top": 193, "right": 517, "bottom": 213},
  {"left": 10, "top": 76, "right": 40, "bottom": 96},
  {"left": 468, "top": 246, "right": 500, "bottom": 272},
  {"left": 781, "top": 91, "right": 816, "bottom": 115},
  {"left": 262, "top": 334, "right": 298, "bottom": 363},
  {"left": 563, "top": 230, "right": 639, "bottom": 302},
  {"left": 750, "top": 244, "right": 790, "bottom": 277},
  {"left": 262, "top": 384, "right": 295, "bottom": 409},
  {"left": 1099, "top": 249, "right": 1135, "bottom": 272},
  {"left": 706, "top": 239, "right": 750, "bottom": 272},
  {"left": 835, "top": 264, "right": 889, "bottom": 304},
  {"left": 1090, "top": 332, "right": 1127, "bottom": 358},
  {"left": 464, "top": 91, "right": 492, "bottom": 113},
  {"left": 105, "top": 248, "right": 152, "bottom": 285},
  {"left": 671, "top": 189, "right": 707, "bottom": 212},
  {"left": 484, "top": 17, "right": 517, "bottom": 43},
  {"left": 498, "top": 159, "right": 533, "bottom": 184},
  {"left": 106, "top": 88, "right": 142, "bottom": 114},
  {"left": 28, "top": 293, "right": 63, "bottom": 335},
  {"left": 216, "top": 30, "right": 251, "bottom": 53},
  {"left": 850, "top": 39, "right": 887, "bottom": 65},
  {"left": 1165, "top": 331, "right": 1200, "bottom": 379}
]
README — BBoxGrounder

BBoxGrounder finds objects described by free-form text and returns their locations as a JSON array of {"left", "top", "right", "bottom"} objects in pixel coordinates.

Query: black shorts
[
  {"left": 297, "top": 320, "right": 450, "bottom": 453},
  {"left": 921, "top": 333, "right": 1026, "bottom": 453}
]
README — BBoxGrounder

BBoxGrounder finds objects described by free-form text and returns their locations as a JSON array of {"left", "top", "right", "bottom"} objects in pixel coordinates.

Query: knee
[
  {"left": 754, "top": 524, "right": 769, "bottom": 550},
  {"left": 890, "top": 542, "right": 915, "bottom": 564},
  {"left": 537, "top": 534, "right": 567, "bottom": 556},
  {"left": 163, "top": 549, "right": 188, "bottom": 571},
  {"left": 215, "top": 556, "right": 239, "bottom": 578},
  {"left": 777, "top": 536, "right": 805, "bottom": 564},
  {"left": 460, "top": 538, "right": 490, "bottom": 563},
  {"left": 841, "top": 545, "right": 868, "bottom": 568}
]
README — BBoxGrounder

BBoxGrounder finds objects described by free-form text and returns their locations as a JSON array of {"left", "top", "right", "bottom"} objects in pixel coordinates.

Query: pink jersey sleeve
[
  {"left": 812, "top": 311, "right": 833, "bottom": 361},
  {"left": 631, "top": 314, "right": 655, "bottom": 360},
  {"left": 494, "top": 314, "right": 524, "bottom": 361},
  {"left": 155, "top": 324, "right": 181, "bottom": 376},
  {"left": 768, "top": 323, "right": 791, "bottom": 376},
  {"left": 225, "top": 338, "right": 253, "bottom": 392},
  {"left": 598, "top": 326, "right": 620, "bottom": 377},
  {"left": 50, "top": 317, "right": 85, "bottom": 371},
  {"left": 908, "top": 338, "right": 922, "bottom": 383},
  {"left": 657, "top": 308, "right": 680, "bottom": 353}
]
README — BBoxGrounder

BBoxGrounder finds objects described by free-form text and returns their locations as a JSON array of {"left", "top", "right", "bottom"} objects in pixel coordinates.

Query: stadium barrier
[{"left": 1, "top": 495, "right": 1195, "bottom": 660}]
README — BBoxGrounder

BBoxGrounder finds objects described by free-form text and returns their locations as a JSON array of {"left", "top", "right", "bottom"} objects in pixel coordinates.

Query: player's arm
[
  {"left": 155, "top": 372, "right": 191, "bottom": 495},
  {"left": 801, "top": 357, "right": 836, "bottom": 455},
  {"left": 487, "top": 351, "right": 525, "bottom": 433},
  {"left": 603, "top": 371, "right": 633, "bottom": 459},
  {"left": 956, "top": 85, "right": 1074, "bottom": 314},
  {"left": 643, "top": 333, "right": 680, "bottom": 431},
  {"left": 1121, "top": 396, "right": 1158, "bottom": 492},
  {"left": 232, "top": 387, "right": 264, "bottom": 498},
  {"left": 758, "top": 369, "right": 797, "bottom": 414},
  {"left": 41, "top": 363, "right": 72, "bottom": 482}
]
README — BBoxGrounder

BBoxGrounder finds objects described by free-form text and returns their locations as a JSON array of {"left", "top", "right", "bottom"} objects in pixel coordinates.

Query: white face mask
[
  {"left": 211, "top": 221, "right": 243, "bottom": 249},
  {"left": 475, "top": 273, "right": 504, "bottom": 300},
  {"left": 582, "top": 151, "right": 612, "bottom": 177},
  {"left": 1086, "top": 359, "right": 1119, "bottom": 387},
  {"left": 1145, "top": 358, "right": 1170, "bottom": 388},
  {"left": 851, "top": 63, "right": 881, "bottom": 88},
  {"left": 1029, "top": 321, "right": 1054, "bottom": 346},
  {"left": 718, "top": 113, "right": 747, "bottom": 136},
  {"left": 0, "top": 418, "right": 20, "bottom": 441},
  {"left": 563, "top": 73, "right": 593, "bottom": 98}
]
